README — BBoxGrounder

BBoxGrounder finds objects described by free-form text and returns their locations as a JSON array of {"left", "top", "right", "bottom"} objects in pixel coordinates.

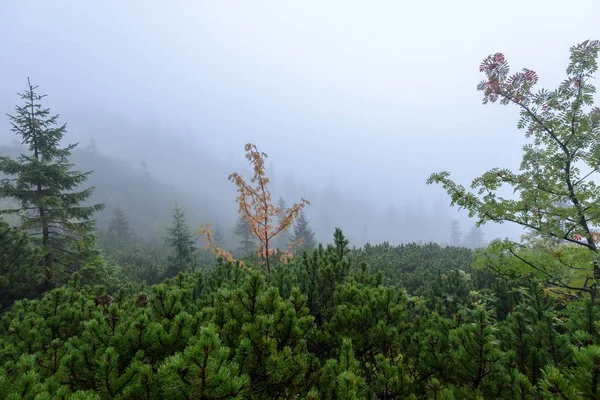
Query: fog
[{"left": 1, "top": 0, "right": 599, "bottom": 247}]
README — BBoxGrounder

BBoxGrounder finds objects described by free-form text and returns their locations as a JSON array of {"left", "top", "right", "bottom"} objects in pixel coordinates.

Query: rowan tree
[{"left": 427, "top": 40, "right": 600, "bottom": 303}]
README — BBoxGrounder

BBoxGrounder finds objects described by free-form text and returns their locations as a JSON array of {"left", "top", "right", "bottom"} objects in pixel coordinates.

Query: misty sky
[{"left": 1, "top": 0, "right": 599, "bottom": 243}]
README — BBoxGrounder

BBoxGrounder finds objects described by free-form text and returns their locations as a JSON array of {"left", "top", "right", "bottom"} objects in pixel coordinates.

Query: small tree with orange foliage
[{"left": 199, "top": 143, "right": 309, "bottom": 274}]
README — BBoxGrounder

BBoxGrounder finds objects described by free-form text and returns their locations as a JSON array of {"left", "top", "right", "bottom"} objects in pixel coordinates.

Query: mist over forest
[
  {"left": 1, "top": 127, "right": 486, "bottom": 251},
  {"left": 0, "top": 80, "right": 496, "bottom": 249},
  {"left": 1, "top": 1, "right": 595, "bottom": 251},
  {"left": 5, "top": 1, "right": 587, "bottom": 249}
]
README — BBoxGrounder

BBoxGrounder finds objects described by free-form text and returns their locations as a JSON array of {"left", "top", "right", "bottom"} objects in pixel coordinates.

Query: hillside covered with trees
[{"left": 1, "top": 40, "right": 600, "bottom": 399}]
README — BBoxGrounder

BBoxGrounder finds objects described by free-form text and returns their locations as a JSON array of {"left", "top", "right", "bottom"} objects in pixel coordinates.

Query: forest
[{"left": 1, "top": 39, "right": 600, "bottom": 399}]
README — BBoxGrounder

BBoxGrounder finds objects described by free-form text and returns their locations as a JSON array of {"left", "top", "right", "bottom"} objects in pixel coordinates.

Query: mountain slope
[{"left": 0, "top": 145, "right": 230, "bottom": 241}]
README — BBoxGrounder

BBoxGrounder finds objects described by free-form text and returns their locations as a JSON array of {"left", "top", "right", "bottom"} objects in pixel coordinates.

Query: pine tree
[
  {"left": 286, "top": 228, "right": 352, "bottom": 325},
  {"left": 165, "top": 203, "right": 197, "bottom": 274},
  {"left": 233, "top": 215, "right": 256, "bottom": 256},
  {"left": 158, "top": 323, "right": 250, "bottom": 398},
  {"left": 333, "top": 227, "right": 350, "bottom": 260},
  {"left": 291, "top": 211, "right": 316, "bottom": 253},
  {"left": 446, "top": 306, "right": 507, "bottom": 395},
  {"left": 210, "top": 273, "right": 318, "bottom": 397},
  {"left": 106, "top": 206, "right": 134, "bottom": 247},
  {"left": 0, "top": 79, "right": 104, "bottom": 291},
  {"left": 449, "top": 220, "right": 463, "bottom": 247},
  {"left": 320, "top": 338, "right": 367, "bottom": 399}
]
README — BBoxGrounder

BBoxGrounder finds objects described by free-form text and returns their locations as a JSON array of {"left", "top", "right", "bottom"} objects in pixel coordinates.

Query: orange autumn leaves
[
  {"left": 198, "top": 222, "right": 238, "bottom": 265},
  {"left": 199, "top": 143, "right": 309, "bottom": 273}
]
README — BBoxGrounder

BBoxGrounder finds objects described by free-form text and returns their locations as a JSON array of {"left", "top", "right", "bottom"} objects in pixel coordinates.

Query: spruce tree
[
  {"left": 449, "top": 220, "right": 463, "bottom": 247},
  {"left": 0, "top": 79, "right": 104, "bottom": 291},
  {"left": 233, "top": 215, "right": 256, "bottom": 256},
  {"left": 165, "top": 203, "right": 197, "bottom": 274},
  {"left": 463, "top": 225, "right": 485, "bottom": 249},
  {"left": 106, "top": 206, "right": 134, "bottom": 247},
  {"left": 291, "top": 211, "right": 316, "bottom": 253}
]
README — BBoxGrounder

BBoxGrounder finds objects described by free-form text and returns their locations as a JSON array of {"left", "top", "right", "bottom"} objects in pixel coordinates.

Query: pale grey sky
[{"left": 1, "top": 0, "right": 599, "bottom": 244}]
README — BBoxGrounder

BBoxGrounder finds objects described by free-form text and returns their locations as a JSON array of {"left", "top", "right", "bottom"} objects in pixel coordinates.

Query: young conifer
[
  {"left": 291, "top": 211, "right": 317, "bottom": 253},
  {"left": 106, "top": 206, "right": 134, "bottom": 247},
  {"left": 233, "top": 215, "right": 256, "bottom": 256},
  {"left": 165, "top": 203, "right": 197, "bottom": 274}
]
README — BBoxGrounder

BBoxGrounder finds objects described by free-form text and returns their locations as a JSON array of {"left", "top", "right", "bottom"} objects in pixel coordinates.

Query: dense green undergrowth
[{"left": 2, "top": 237, "right": 600, "bottom": 399}]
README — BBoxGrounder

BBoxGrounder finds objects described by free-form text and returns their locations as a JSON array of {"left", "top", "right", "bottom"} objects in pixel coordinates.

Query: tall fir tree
[
  {"left": 291, "top": 211, "right": 316, "bottom": 253},
  {"left": 165, "top": 203, "right": 197, "bottom": 274},
  {"left": 0, "top": 79, "right": 104, "bottom": 290}
]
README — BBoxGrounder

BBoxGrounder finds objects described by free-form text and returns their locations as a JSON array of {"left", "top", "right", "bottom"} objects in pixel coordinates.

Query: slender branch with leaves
[
  {"left": 199, "top": 143, "right": 309, "bottom": 273},
  {"left": 427, "top": 40, "right": 600, "bottom": 302}
]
